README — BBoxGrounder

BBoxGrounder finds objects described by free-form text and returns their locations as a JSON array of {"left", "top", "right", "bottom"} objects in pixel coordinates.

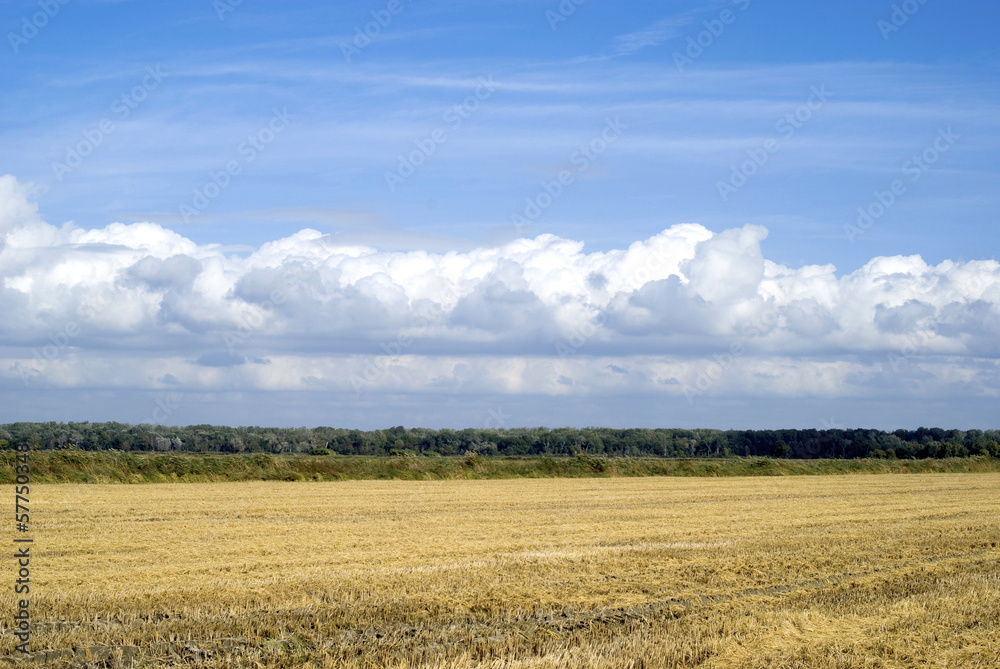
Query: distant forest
[{"left": 1, "top": 422, "right": 999, "bottom": 460}]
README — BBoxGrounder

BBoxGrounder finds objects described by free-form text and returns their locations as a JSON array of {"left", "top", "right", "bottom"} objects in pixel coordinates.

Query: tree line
[{"left": 1, "top": 422, "right": 998, "bottom": 460}]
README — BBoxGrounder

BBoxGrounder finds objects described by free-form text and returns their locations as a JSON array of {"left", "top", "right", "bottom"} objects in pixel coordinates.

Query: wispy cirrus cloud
[{"left": 607, "top": 16, "right": 693, "bottom": 57}]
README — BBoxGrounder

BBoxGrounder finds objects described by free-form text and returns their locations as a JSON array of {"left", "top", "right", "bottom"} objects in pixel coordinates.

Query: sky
[{"left": 0, "top": 0, "right": 998, "bottom": 431}]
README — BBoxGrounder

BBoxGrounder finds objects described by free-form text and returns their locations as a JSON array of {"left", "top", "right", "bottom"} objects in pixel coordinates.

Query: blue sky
[{"left": 1, "top": 0, "right": 999, "bottom": 430}]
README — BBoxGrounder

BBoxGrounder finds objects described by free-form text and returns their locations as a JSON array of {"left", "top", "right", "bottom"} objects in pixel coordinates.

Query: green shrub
[{"left": 574, "top": 452, "right": 607, "bottom": 472}]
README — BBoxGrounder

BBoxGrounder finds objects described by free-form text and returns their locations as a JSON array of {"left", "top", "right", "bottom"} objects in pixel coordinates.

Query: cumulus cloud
[
  {"left": 1, "top": 175, "right": 998, "bottom": 405},
  {"left": 874, "top": 299, "right": 935, "bottom": 334},
  {"left": 683, "top": 225, "right": 768, "bottom": 305},
  {"left": 126, "top": 254, "right": 203, "bottom": 291},
  {"left": 0, "top": 175, "right": 44, "bottom": 241}
]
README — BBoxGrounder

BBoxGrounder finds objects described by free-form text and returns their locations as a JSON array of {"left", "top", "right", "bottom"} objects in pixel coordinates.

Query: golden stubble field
[{"left": 3, "top": 474, "right": 999, "bottom": 668}]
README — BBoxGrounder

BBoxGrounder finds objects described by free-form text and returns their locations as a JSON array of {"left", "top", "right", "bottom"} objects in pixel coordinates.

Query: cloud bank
[{"left": 1, "top": 175, "right": 998, "bottom": 416}]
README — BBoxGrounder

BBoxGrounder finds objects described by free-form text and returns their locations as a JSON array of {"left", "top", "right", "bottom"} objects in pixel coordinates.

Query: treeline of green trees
[{"left": 1, "top": 422, "right": 999, "bottom": 460}]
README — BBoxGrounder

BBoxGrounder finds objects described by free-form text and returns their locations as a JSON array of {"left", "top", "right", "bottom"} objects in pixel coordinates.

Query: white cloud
[
  {"left": 0, "top": 175, "right": 44, "bottom": 240},
  {"left": 1, "top": 175, "right": 998, "bottom": 407}
]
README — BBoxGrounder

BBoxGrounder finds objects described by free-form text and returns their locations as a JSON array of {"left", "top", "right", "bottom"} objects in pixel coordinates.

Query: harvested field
[{"left": 3, "top": 474, "right": 999, "bottom": 667}]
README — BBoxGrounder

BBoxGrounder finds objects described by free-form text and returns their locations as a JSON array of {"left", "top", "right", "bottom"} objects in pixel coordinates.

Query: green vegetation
[
  {"left": 2, "top": 421, "right": 999, "bottom": 460},
  {"left": 2, "top": 450, "right": 998, "bottom": 484}
]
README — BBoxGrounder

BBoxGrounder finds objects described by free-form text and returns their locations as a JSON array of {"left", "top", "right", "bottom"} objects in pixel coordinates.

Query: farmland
[{"left": 3, "top": 474, "right": 999, "bottom": 667}]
